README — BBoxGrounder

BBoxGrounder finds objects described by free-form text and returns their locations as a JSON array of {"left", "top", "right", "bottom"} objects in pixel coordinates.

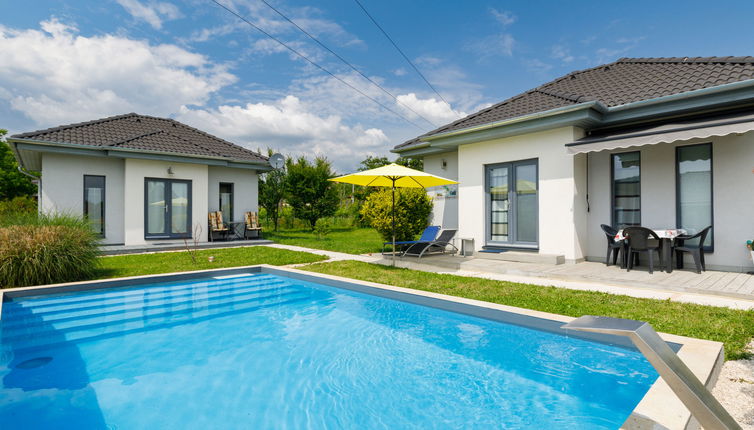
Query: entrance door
[
  {"left": 145, "top": 178, "right": 192, "bottom": 239},
  {"left": 486, "top": 159, "right": 538, "bottom": 247}
]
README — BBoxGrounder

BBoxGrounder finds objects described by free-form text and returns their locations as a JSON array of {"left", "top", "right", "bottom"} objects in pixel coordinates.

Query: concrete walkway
[{"left": 261, "top": 244, "right": 754, "bottom": 310}]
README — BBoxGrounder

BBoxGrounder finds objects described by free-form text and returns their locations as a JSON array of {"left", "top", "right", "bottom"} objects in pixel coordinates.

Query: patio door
[
  {"left": 486, "top": 160, "right": 538, "bottom": 248},
  {"left": 145, "top": 178, "right": 192, "bottom": 239}
]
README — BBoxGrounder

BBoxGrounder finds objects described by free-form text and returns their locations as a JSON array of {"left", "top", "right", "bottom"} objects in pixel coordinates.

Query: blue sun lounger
[{"left": 382, "top": 225, "right": 440, "bottom": 255}]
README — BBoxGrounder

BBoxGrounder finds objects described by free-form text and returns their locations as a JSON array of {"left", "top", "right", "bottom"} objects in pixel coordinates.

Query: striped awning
[{"left": 566, "top": 111, "right": 754, "bottom": 154}]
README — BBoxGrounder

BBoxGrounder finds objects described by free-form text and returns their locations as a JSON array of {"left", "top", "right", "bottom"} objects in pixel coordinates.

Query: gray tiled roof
[
  {"left": 11, "top": 113, "right": 267, "bottom": 163},
  {"left": 396, "top": 57, "right": 754, "bottom": 149}
]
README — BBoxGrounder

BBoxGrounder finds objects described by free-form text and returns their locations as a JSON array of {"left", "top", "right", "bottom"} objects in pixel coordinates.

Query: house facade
[
  {"left": 394, "top": 57, "right": 754, "bottom": 272},
  {"left": 8, "top": 113, "right": 269, "bottom": 246}
]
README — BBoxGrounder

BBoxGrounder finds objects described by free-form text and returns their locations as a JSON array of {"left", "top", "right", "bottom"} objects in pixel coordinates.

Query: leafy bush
[
  {"left": 284, "top": 156, "right": 339, "bottom": 230},
  {"left": 313, "top": 218, "right": 331, "bottom": 239},
  {"left": 360, "top": 188, "right": 432, "bottom": 242},
  {"left": 0, "top": 213, "right": 100, "bottom": 288},
  {"left": 0, "top": 196, "right": 37, "bottom": 222}
]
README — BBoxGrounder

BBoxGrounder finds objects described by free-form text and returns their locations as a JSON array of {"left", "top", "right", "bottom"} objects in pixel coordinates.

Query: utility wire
[
  {"left": 352, "top": 0, "right": 449, "bottom": 106},
  {"left": 256, "top": 0, "right": 439, "bottom": 128},
  {"left": 210, "top": 0, "right": 425, "bottom": 130}
]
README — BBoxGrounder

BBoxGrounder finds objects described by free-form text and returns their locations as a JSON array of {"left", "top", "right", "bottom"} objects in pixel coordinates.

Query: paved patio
[{"left": 374, "top": 254, "right": 754, "bottom": 310}]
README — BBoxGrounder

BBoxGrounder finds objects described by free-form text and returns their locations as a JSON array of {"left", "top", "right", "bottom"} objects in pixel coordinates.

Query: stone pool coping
[{"left": 1, "top": 265, "right": 725, "bottom": 430}]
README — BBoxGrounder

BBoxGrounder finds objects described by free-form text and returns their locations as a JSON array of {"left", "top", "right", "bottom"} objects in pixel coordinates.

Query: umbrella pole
[{"left": 391, "top": 179, "right": 396, "bottom": 267}]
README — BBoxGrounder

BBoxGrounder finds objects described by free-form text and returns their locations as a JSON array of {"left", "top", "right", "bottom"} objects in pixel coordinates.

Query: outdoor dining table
[{"left": 615, "top": 228, "right": 687, "bottom": 273}]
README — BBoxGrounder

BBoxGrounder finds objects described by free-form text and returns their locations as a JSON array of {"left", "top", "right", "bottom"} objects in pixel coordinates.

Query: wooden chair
[
  {"left": 208, "top": 211, "right": 229, "bottom": 242},
  {"left": 244, "top": 212, "right": 262, "bottom": 239}
]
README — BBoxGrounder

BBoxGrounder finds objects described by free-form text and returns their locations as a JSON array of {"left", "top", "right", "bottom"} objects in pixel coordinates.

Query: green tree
[
  {"left": 360, "top": 188, "right": 432, "bottom": 242},
  {"left": 0, "top": 129, "right": 37, "bottom": 200},
  {"left": 284, "top": 156, "right": 339, "bottom": 230},
  {"left": 259, "top": 161, "right": 287, "bottom": 231},
  {"left": 358, "top": 155, "right": 423, "bottom": 172}
]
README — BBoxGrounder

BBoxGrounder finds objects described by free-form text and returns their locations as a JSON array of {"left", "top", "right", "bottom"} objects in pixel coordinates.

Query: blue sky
[{"left": 2, "top": 0, "right": 753, "bottom": 172}]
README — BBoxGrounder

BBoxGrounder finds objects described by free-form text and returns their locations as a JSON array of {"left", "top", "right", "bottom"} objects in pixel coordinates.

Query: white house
[
  {"left": 394, "top": 57, "right": 754, "bottom": 272},
  {"left": 8, "top": 113, "right": 269, "bottom": 246}
]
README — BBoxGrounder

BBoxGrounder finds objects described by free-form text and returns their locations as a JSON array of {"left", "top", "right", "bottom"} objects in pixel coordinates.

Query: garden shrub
[
  {"left": 0, "top": 214, "right": 100, "bottom": 288},
  {"left": 313, "top": 218, "right": 331, "bottom": 239},
  {"left": 360, "top": 188, "right": 432, "bottom": 242},
  {"left": 0, "top": 196, "right": 37, "bottom": 225}
]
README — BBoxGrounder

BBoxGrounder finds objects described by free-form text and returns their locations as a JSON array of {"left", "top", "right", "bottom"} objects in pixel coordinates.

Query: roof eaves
[{"left": 8, "top": 138, "right": 270, "bottom": 166}]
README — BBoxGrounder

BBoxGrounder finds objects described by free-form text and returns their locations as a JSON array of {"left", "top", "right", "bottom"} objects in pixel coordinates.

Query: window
[
  {"left": 84, "top": 175, "right": 105, "bottom": 236},
  {"left": 219, "top": 183, "right": 234, "bottom": 222},
  {"left": 676, "top": 143, "right": 713, "bottom": 249},
  {"left": 611, "top": 152, "right": 640, "bottom": 229}
]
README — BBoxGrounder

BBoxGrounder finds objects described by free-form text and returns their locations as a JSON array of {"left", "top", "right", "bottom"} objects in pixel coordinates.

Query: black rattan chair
[
  {"left": 600, "top": 224, "right": 624, "bottom": 267},
  {"left": 624, "top": 226, "right": 663, "bottom": 274},
  {"left": 674, "top": 226, "right": 712, "bottom": 274}
]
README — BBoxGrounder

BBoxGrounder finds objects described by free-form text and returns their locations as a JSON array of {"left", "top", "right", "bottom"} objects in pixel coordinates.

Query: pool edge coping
[{"left": 1, "top": 264, "right": 725, "bottom": 430}]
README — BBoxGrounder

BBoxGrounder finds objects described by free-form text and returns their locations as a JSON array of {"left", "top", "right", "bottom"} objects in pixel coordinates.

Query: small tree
[
  {"left": 360, "top": 188, "right": 432, "bottom": 242},
  {"left": 284, "top": 156, "right": 339, "bottom": 230},
  {"left": 1, "top": 130, "right": 38, "bottom": 200},
  {"left": 259, "top": 166, "right": 286, "bottom": 231}
]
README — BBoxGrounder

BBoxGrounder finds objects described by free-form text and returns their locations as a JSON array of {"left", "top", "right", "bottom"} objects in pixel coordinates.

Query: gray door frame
[{"left": 484, "top": 158, "right": 539, "bottom": 249}]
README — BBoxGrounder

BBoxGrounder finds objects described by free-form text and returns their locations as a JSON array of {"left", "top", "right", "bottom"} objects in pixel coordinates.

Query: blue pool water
[{"left": 0, "top": 273, "right": 658, "bottom": 429}]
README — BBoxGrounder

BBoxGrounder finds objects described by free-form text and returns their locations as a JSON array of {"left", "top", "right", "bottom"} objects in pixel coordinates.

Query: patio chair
[
  {"left": 600, "top": 224, "right": 625, "bottom": 268},
  {"left": 381, "top": 225, "right": 440, "bottom": 255},
  {"left": 624, "top": 226, "right": 663, "bottom": 274},
  {"left": 244, "top": 212, "right": 262, "bottom": 239},
  {"left": 402, "top": 229, "right": 459, "bottom": 259},
  {"left": 208, "top": 211, "right": 229, "bottom": 242},
  {"left": 674, "top": 226, "right": 712, "bottom": 274}
]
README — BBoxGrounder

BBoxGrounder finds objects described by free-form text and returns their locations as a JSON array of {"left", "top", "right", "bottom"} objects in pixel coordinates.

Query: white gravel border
[{"left": 713, "top": 340, "right": 754, "bottom": 429}]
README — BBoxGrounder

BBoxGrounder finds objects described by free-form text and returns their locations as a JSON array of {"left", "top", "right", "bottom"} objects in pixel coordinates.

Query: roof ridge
[
  {"left": 616, "top": 56, "right": 754, "bottom": 64},
  {"left": 162, "top": 116, "right": 267, "bottom": 159},
  {"left": 111, "top": 128, "right": 227, "bottom": 158},
  {"left": 11, "top": 112, "right": 139, "bottom": 139}
]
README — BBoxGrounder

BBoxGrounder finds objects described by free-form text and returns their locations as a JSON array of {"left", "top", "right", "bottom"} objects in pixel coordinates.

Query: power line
[
  {"left": 352, "top": 0, "right": 449, "bottom": 106},
  {"left": 209, "top": 0, "right": 425, "bottom": 130},
  {"left": 256, "top": 0, "right": 439, "bottom": 128}
]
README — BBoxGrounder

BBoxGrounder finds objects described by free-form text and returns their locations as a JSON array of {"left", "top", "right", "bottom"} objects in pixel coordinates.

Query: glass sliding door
[
  {"left": 145, "top": 178, "right": 192, "bottom": 239},
  {"left": 486, "top": 159, "right": 538, "bottom": 247},
  {"left": 677, "top": 143, "right": 712, "bottom": 249}
]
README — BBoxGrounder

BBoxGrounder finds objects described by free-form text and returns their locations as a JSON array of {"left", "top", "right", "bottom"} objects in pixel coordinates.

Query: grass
[
  {"left": 262, "top": 227, "right": 384, "bottom": 255},
  {"left": 96, "top": 245, "right": 327, "bottom": 279},
  {"left": 303, "top": 260, "right": 754, "bottom": 361}
]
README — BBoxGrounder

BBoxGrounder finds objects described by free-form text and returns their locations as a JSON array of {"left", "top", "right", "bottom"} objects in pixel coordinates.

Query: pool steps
[{"left": 1, "top": 274, "right": 316, "bottom": 353}]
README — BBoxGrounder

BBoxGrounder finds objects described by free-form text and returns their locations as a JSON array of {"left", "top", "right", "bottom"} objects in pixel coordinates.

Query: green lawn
[
  {"left": 303, "top": 260, "right": 754, "bottom": 360},
  {"left": 262, "top": 227, "right": 384, "bottom": 254},
  {"left": 96, "top": 246, "right": 326, "bottom": 279}
]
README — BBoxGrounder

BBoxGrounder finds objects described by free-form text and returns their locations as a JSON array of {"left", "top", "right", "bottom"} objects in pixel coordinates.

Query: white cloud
[
  {"left": 466, "top": 34, "right": 515, "bottom": 58},
  {"left": 523, "top": 58, "right": 553, "bottom": 74},
  {"left": 175, "top": 96, "right": 389, "bottom": 172},
  {"left": 116, "top": 0, "right": 181, "bottom": 29},
  {"left": 396, "top": 93, "right": 465, "bottom": 125},
  {"left": 551, "top": 44, "right": 574, "bottom": 63},
  {"left": 490, "top": 9, "right": 516, "bottom": 27},
  {"left": 0, "top": 18, "right": 235, "bottom": 126}
]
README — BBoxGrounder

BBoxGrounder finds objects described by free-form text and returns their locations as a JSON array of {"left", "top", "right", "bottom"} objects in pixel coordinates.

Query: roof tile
[{"left": 397, "top": 56, "right": 754, "bottom": 149}]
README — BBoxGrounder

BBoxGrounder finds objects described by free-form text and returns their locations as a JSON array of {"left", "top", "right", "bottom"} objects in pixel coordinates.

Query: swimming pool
[{"left": 0, "top": 267, "right": 662, "bottom": 429}]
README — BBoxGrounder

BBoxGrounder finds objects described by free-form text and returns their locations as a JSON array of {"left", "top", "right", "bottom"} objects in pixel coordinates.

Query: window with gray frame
[
  {"left": 219, "top": 183, "right": 234, "bottom": 222},
  {"left": 676, "top": 143, "right": 713, "bottom": 249},
  {"left": 611, "top": 152, "right": 641, "bottom": 229},
  {"left": 84, "top": 175, "right": 105, "bottom": 236}
]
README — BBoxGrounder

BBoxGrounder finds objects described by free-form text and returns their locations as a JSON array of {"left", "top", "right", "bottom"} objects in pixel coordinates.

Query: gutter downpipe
[{"left": 10, "top": 141, "right": 42, "bottom": 212}]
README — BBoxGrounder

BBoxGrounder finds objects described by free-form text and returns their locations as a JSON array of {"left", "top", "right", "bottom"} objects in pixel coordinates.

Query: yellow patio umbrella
[{"left": 329, "top": 163, "right": 458, "bottom": 265}]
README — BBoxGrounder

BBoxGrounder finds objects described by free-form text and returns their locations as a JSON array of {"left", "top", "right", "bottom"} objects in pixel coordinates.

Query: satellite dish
[{"left": 269, "top": 153, "right": 285, "bottom": 169}]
